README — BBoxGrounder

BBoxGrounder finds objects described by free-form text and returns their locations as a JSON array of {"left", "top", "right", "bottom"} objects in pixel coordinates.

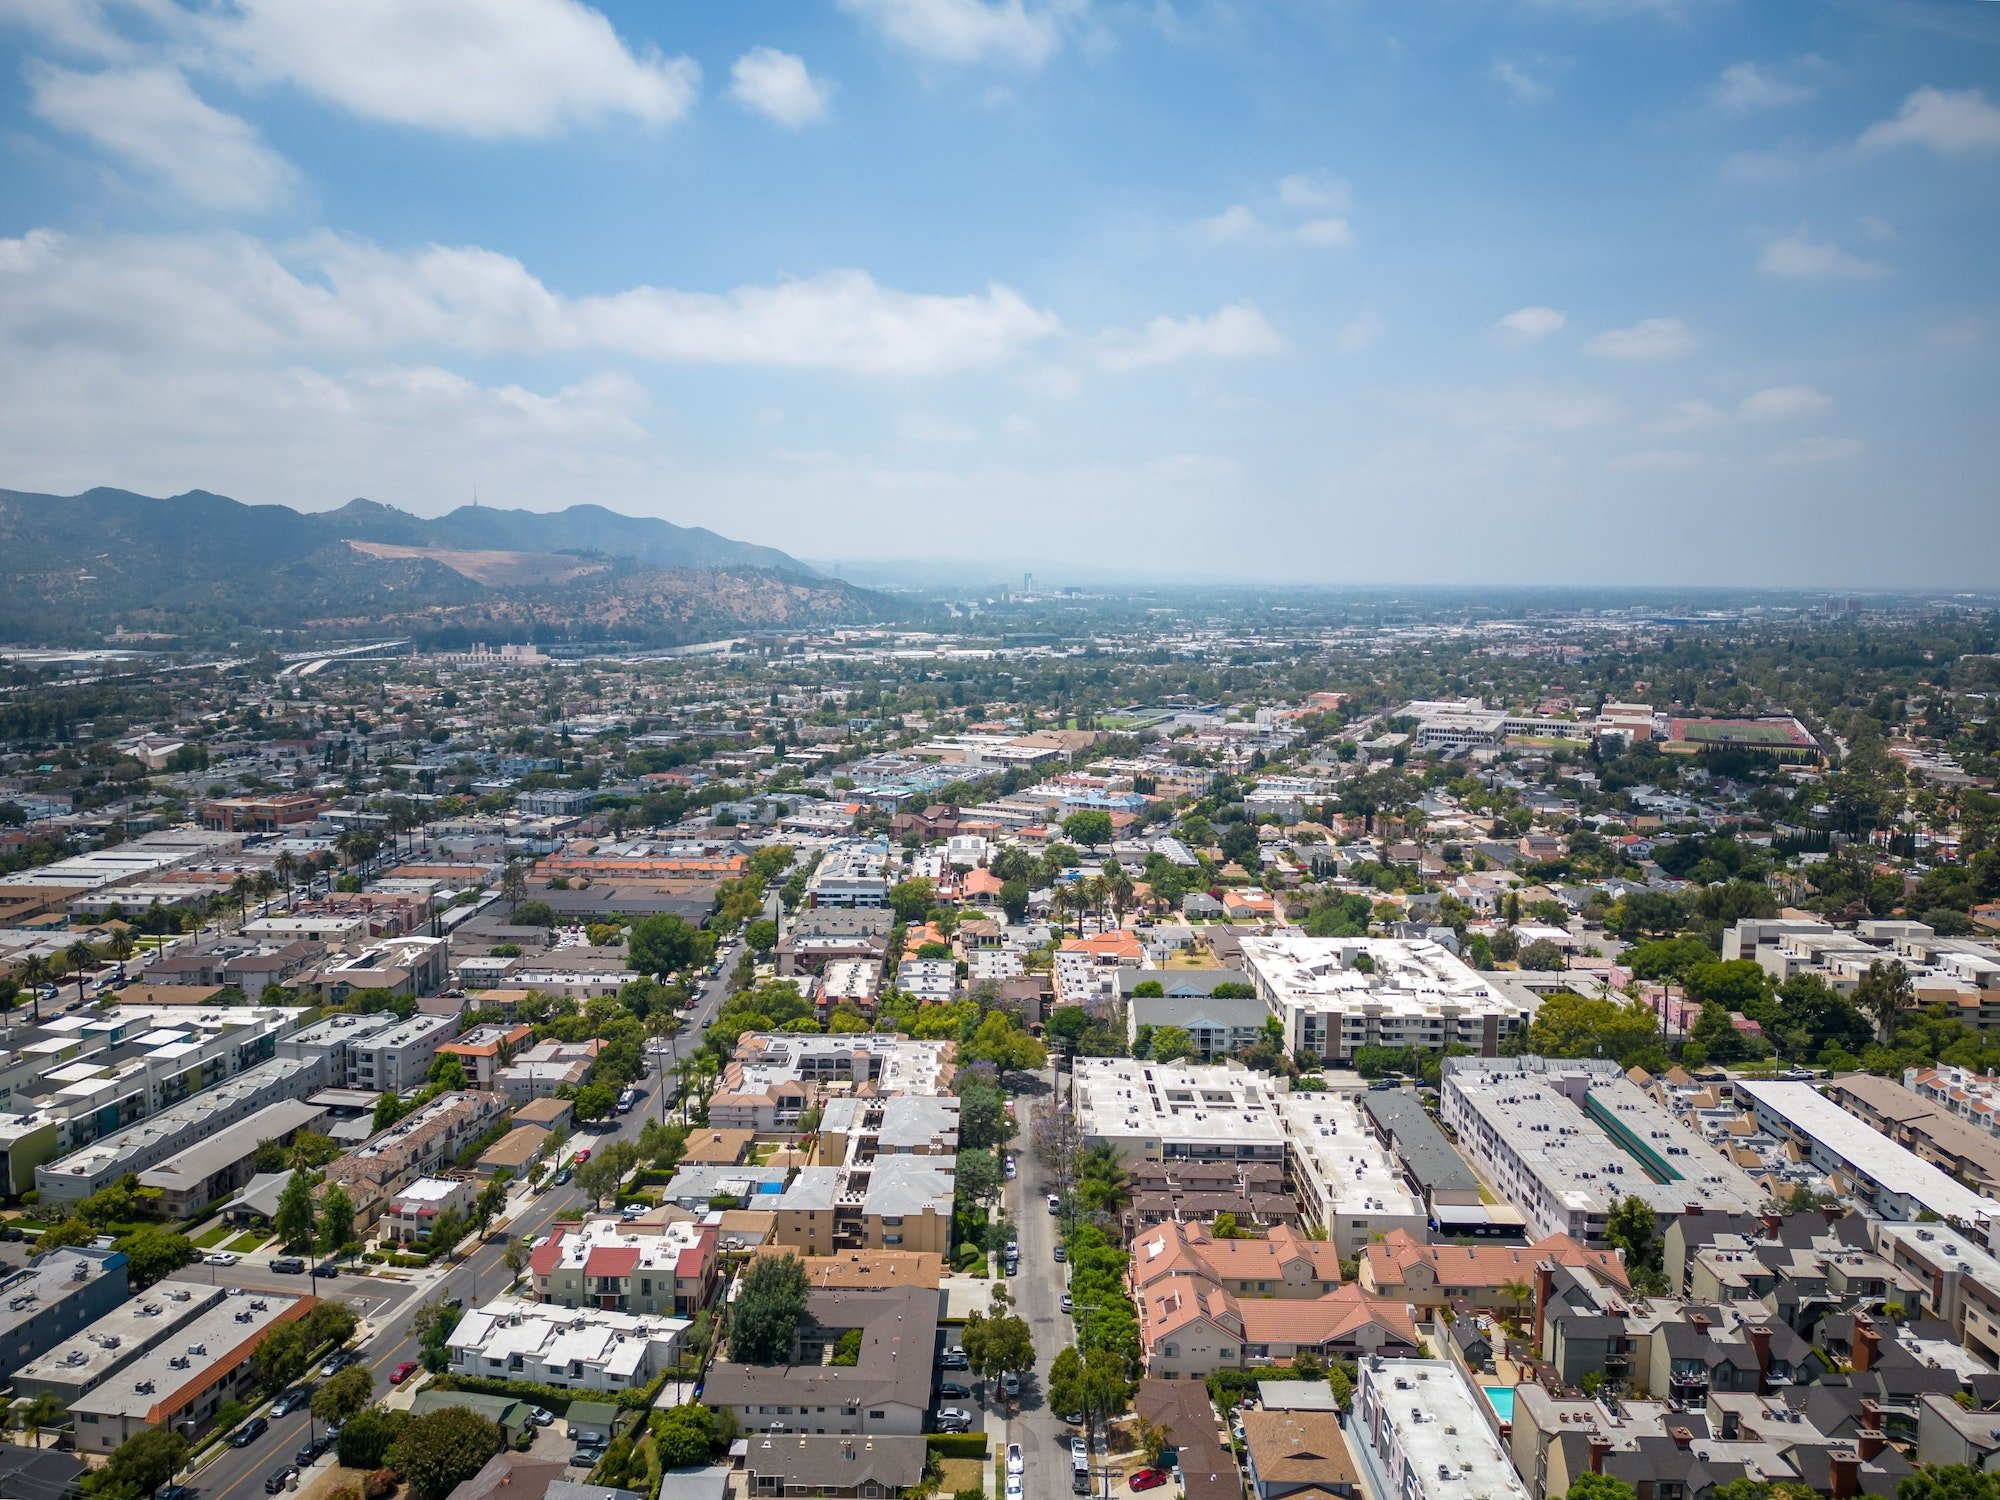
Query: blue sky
[{"left": 0, "top": 0, "right": 1996, "bottom": 587}]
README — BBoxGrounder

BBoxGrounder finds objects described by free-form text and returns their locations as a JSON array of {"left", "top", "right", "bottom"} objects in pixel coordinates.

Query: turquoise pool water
[{"left": 1484, "top": 1387, "right": 1516, "bottom": 1422}]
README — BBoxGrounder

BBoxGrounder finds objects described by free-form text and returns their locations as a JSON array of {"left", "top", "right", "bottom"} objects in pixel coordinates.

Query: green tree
[
  {"left": 732, "top": 1253, "right": 810, "bottom": 1363},
  {"left": 1526, "top": 993, "right": 1661, "bottom": 1066},
  {"left": 889, "top": 877, "right": 936, "bottom": 924},
  {"left": 388, "top": 1406, "right": 503, "bottom": 1500},
  {"left": 311, "top": 1362, "right": 374, "bottom": 1425},
  {"left": 317, "top": 1184, "right": 355, "bottom": 1259},
  {"left": 412, "top": 1299, "right": 466, "bottom": 1373},
  {"left": 654, "top": 1403, "right": 721, "bottom": 1468},
  {"left": 1062, "top": 810, "right": 1114, "bottom": 849},
  {"left": 337, "top": 1408, "right": 409, "bottom": 1471},
  {"left": 1562, "top": 1476, "right": 1639, "bottom": 1500},
  {"left": 1149, "top": 1025, "right": 1196, "bottom": 1063},
  {"left": 999, "top": 879, "right": 1030, "bottom": 924},
  {"left": 1605, "top": 1196, "right": 1664, "bottom": 1292},
  {"left": 744, "top": 919, "right": 779, "bottom": 954},
  {"left": 373, "top": 1091, "right": 408, "bottom": 1131},
  {"left": 274, "top": 1168, "right": 317, "bottom": 1253},
  {"left": 572, "top": 1080, "right": 619, "bottom": 1123},
  {"left": 252, "top": 1323, "right": 307, "bottom": 1393},
  {"left": 957, "top": 1074, "right": 1007, "bottom": 1151},
  {"left": 113, "top": 1225, "right": 196, "bottom": 1289},
  {"left": 302, "top": 1298, "right": 360, "bottom": 1353},
  {"left": 1048, "top": 1345, "right": 1084, "bottom": 1417},
  {"left": 428, "top": 1053, "right": 467, "bottom": 1091},
  {"left": 630, "top": 914, "right": 702, "bottom": 977},
  {"left": 88, "top": 1428, "right": 187, "bottom": 1500}
]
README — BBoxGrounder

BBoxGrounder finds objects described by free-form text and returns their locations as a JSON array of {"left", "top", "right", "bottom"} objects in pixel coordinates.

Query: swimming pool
[{"left": 1483, "top": 1386, "right": 1516, "bottom": 1422}]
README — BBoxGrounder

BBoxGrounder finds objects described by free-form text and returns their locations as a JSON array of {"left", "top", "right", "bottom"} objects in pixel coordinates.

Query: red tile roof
[{"left": 584, "top": 1246, "right": 641, "bottom": 1278}]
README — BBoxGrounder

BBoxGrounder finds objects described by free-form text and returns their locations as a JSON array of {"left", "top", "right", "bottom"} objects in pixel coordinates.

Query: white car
[
  {"left": 1007, "top": 1445, "right": 1024, "bottom": 1477},
  {"left": 1071, "top": 1436, "right": 1088, "bottom": 1462},
  {"left": 1047, "top": 1193, "right": 1061, "bottom": 1214},
  {"left": 205, "top": 1251, "right": 239, "bottom": 1266}
]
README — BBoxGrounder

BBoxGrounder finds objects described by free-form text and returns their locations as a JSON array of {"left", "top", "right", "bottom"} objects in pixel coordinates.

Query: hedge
[
  {"left": 927, "top": 1435, "right": 991, "bottom": 1460},
  {"left": 429, "top": 1369, "right": 672, "bottom": 1414}
]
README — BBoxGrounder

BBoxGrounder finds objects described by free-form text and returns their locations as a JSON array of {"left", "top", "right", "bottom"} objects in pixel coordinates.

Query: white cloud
[
  {"left": 1095, "top": 302, "right": 1286, "bottom": 372},
  {"left": 1492, "top": 305, "right": 1566, "bottom": 342},
  {"left": 1277, "top": 171, "right": 1351, "bottom": 213},
  {"left": 896, "top": 411, "right": 979, "bottom": 443},
  {"left": 1415, "top": 380, "right": 1624, "bottom": 432},
  {"left": 0, "top": 228, "right": 1063, "bottom": 376},
  {"left": 1491, "top": 57, "right": 1553, "bottom": 104},
  {"left": 1294, "top": 217, "right": 1354, "bottom": 248},
  {"left": 1858, "top": 86, "right": 2000, "bottom": 156},
  {"left": 1585, "top": 317, "right": 1696, "bottom": 360},
  {"left": 26, "top": 63, "right": 297, "bottom": 213},
  {"left": 730, "top": 47, "right": 832, "bottom": 127},
  {"left": 1607, "top": 447, "right": 1712, "bottom": 473},
  {"left": 1198, "top": 204, "right": 1262, "bottom": 242},
  {"left": 1662, "top": 399, "right": 1725, "bottom": 431},
  {"left": 838, "top": 0, "right": 1066, "bottom": 68},
  {"left": 1758, "top": 230, "right": 1889, "bottom": 281},
  {"left": 1710, "top": 62, "right": 1810, "bottom": 110},
  {"left": 1765, "top": 435, "right": 1863, "bottom": 465},
  {"left": 1334, "top": 306, "right": 1384, "bottom": 354},
  {"left": 0, "top": 0, "right": 143, "bottom": 61},
  {"left": 202, "top": 0, "right": 700, "bottom": 138},
  {"left": 1737, "top": 384, "right": 1832, "bottom": 421}
]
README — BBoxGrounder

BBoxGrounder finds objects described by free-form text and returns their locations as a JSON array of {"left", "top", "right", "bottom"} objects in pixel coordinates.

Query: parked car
[
  {"left": 389, "top": 1361, "right": 420, "bottom": 1385},
  {"left": 1071, "top": 1437, "right": 1088, "bottom": 1463},
  {"left": 1130, "top": 1470, "right": 1168, "bottom": 1491},
  {"left": 230, "top": 1417, "right": 269, "bottom": 1448},
  {"left": 940, "top": 1347, "right": 969, "bottom": 1370},
  {"left": 295, "top": 1434, "right": 330, "bottom": 1465},
  {"left": 160, "top": 1485, "right": 196, "bottom": 1500},
  {"left": 937, "top": 1382, "right": 971, "bottom": 1400},
  {"left": 1005, "top": 1240, "right": 1019, "bottom": 1258},
  {"left": 270, "top": 1389, "right": 308, "bottom": 1417},
  {"left": 1060, "top": 1293, "right": 1073, "bottom": 1313},
  {"left": 318, "top": 1350, "right": 351, "bottom": 1379},
  {"left": 1047, "top": 1193, "right": 1060, "bottom": 1213},
  {"left": 1006, "top": 1482, "right": 1023, "bottom": 1500},
  {"left": 1003, "top": 1156, "right": 1017, "bottom": 1179},
  {"left": 264, "top": 1468, "right": 297, "bottom": 1494},
  {"left": 553, "top": 1167, "right": 573, "bottom": 1186},
  {"left": 313, "top": 1262, "right": 339, "bottom": 1279},
  {"left": 1053, "top": 1244, "right": 1066, "bottom": 1262},
  {"left": 528, "top": 1407, "right": 555, "bottom": 1428},
  {"left": 1002, "top": 1372, "right": 1021, "bottom": 1398},
  {"left": 1072, "top": 1472, "right": 1091, "bottom": 1495},
  {"left": 205, "top": 1251, "right": 239, "bottom": 1266},
  {"left": 269, "top": 1257, "right": 306, "bottom": 1275},
  {"left": 1008, "top": 1444, "right": 1024, "bottom": 1476},
  {"left": 573, "top": 1149, "right": 591, "bottom": 1164},
  {"left": 569, "top": 1448, "right": 604, "bottom": 1470},
  {"left": 935, "top": 1409, "right": 972, "bottom": 1434}
]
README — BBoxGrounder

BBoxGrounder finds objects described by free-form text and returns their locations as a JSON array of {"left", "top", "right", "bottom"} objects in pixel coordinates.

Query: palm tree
[
  {"left": 104, "top": 928, "right": 134, "bottom": 978},
  {"left": 63, "top": 939, "right": 96, "bottom": 1006},
  {"left": 19, "top": 1391, "right": 64, "bottom": 1449},
  {"left": 228, "top": 874, "right": 253, "bottom": 927},
  {"left": 19, "top": 954, "right": 50, "bottom": 1022},
  {"left": 274, "top": 850, "right": 300, "bottom": 901}
]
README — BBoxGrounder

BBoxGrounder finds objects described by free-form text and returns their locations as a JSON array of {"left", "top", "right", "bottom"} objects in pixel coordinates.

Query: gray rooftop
[{"left": 1362, "top": 1090, "right": 1481, "bottom": 1195}]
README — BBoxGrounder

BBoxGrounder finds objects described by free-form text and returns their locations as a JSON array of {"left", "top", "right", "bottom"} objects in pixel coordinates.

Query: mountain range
[{"left": 0, "top": 486, "right": 879, "bottom": 647}]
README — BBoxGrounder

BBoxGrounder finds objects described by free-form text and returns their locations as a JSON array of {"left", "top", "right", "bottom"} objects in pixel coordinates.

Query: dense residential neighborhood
[{"left": 0, "top": 598, "right": 1995, "bottom": 1500}]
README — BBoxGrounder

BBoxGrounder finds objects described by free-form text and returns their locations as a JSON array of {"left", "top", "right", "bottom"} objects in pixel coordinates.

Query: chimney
[
  {"left": 1858, "top": 1429, "right": 1887, "bottom": 1463},
  {"left": 1760, "top": 1212, "right": 1782, "bottom": 1239},
  {"left": 1853, "top": 1315, "right": 1879, "bottom": 1373},
  {"left": 1533, "top": 1260, "right": 1557, "bottom": 1352},
  {"left": 1822, "top": 1206, "right": 1843, "bottom": 1226},
  {"left": 1669, "top": 1427, "right": 1695, "bottom": 1450},
  {"left": 1587, "top": 1437, "right": 1612, "bottom": 1475},
  {"left": 1748, "top": 1326, "right": 1774, "bottom": 1394},
  {"left": 1690, "top": 1313, "right": 1711, "bottom": 1336},
  {"left": 1830, "top": 1451, "right": 1860, "bottom": 1500}
]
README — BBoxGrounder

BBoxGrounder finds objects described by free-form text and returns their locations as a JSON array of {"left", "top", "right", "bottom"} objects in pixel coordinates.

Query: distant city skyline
[{"left": 0, "top": 0, "right": 1996, "bottom": 586}]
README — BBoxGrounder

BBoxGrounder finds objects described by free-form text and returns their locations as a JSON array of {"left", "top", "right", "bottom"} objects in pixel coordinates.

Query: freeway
[{"left": 172, "top": 935, "right": 744, "bottom": 1500}]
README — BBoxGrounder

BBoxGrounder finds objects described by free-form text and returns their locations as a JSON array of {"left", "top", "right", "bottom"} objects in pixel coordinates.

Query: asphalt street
[
  {"left": 1006, "top": 1068, "right": 1084, "bottom": 1500},
  {"left": 171, "top": 937, "right": 743, "bottom": 1500}
]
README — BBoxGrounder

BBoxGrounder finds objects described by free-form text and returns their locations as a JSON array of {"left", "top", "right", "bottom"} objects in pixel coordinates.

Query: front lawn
[
  {"left": 193, "top": 1223, "right": 236, "bottom": 1248},
  {"left": 226, "top": 1229, "right": 271, "bottom": 1252}
]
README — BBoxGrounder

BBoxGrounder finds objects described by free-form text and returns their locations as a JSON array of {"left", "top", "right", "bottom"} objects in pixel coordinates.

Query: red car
[
  {"left": 1129, "top": 1471, "right": 1167, "bottom": 1493},
  {"left": 573, "top": 1149, "right": 591, "bottom": 1164},
  {"left": 389, "top": 1361, "right": 420, "bottom": 1386}
]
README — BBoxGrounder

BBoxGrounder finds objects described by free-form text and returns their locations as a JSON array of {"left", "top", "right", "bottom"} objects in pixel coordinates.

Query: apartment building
[
  {"left": 806, "top": 842, "right": 892, "bottom": 909},
  {"left": 136, "top": 1098, "right": 325, "bottom": 1217},
  {"left": 15, "top": 1282, "right": 229, "bottom": 1407},
  {"left": 528, "top": 1217, "right": 719, "bottom": 1316},
  {"left": 350, "top": 1010, "right": 460, "bottom": 1095},
  {"left": 1277, "top": 1090, "right": 1427, "bottom": 1254},
  {"left": 1242, "top": 936, "right": 1528, "bottom": 1063},
  {"left": 1072, "top": 1058, "right": 1288, "bottom": 1167},
  {"left": 436, "top": 1022, "right": 536, "bottom": 1089},
  {"left": 447, "top": 1296, "right": 689, "bottom": 1393},
  {"left": 323, "top": 1089, "right": 510, "bottom": 1225},
  {"left": 1353, "top": 1360, "right": 1530, "bottom": 1500},
  {"left": 1822, "top": 1072, "right": 2000, "bottom": 1198},
  {"left": 0, "top": 1247, "right": 132, "bottom": 1376},
  {"left": 771, "top": 1155, "right": 955, "bottom": 1256},
  {"left": 497, "top": 1039, "right": 602, "bottom": 1103},
  {"left": 35, "top": 1053, "right": 331, "bottom": 1204},
  {"left": 703, "top": 1286, "right": 935, "bottom": 1438},
  {"left": 1441, "top": 1058, "right": 1765, "bottom": 1246},
  {"left": 67, "top": 1288, "right": 316, "bottom": 1452},
  {"left": 382, "top": 1176, "right": 477, "bottom": 1245}
]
